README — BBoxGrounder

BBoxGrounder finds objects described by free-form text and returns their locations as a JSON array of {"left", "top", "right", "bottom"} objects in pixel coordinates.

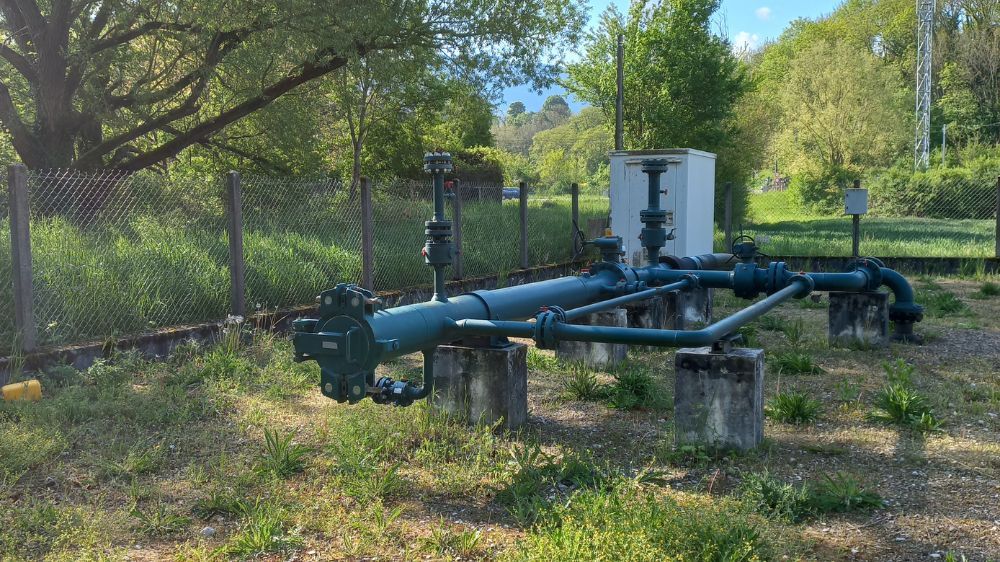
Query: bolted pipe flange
[
  {"left": 533, "top": 306, "right": 566, "bottom": 349},
  {"left": 423, "top": 151, "right": 453, "bottom": 174},
  {"left": 786, "top": 274, "right": 815, "bottom": 298},
  {"left": 852, "top": 258, "right": 884, "bottom": 291},
  {"left": 733, "top": 262, "right": 759, "bottom": 299},
  {"left": 640, "top": 158, "right": 670, "bottom": 173},
  {"left": 680, "top": 273, "right": 700, "bottom": 290}
]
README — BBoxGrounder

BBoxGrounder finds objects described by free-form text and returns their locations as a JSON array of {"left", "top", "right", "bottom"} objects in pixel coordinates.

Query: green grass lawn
[{"left": 719, "top": 191, "right": 997, "bottom": 257}]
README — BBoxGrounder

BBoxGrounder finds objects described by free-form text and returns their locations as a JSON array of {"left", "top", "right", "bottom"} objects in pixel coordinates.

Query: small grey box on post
[
  {"left": 431, "top": 342, "right": 528, "bottom": 430},
  {"left": 556, "top": 309, "right": 628, "bottom": 368},
  {"left": 674, "top": 347, "right": 764, "bottom": 452},
  {"left": 828, "top": 291, "right": 889, "bottom": 348}
]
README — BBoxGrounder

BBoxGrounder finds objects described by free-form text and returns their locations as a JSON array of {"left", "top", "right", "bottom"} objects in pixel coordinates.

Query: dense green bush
[{"left": 788, "top": 164, "right": 858, "bottom": 214}]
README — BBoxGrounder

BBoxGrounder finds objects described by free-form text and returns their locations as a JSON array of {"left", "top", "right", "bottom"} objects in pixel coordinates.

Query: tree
[
  {"left": 567, "top": 0, "right": 745, "bottom": 152},
  {"left": 531, "top": 106, "right": 611, "bottom": 187},
  {"left": 327, "top": 54, "right": 443, "bottom": 194},
  {"left": 775, "top": 40, "right": 909, "bottom": 207},
  {"left": 0, "top": 0, "right": 585, "bottom": 170},
  {"left": 506, "top": 101, "right": 527, "bottom": 123}
]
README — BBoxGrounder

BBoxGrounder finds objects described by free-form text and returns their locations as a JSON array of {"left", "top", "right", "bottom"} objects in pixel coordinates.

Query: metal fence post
[
  {"left": 723, "top": 182, "right": 733, "bottom": 251},
  {"left": 519, "top": 181, "right": 529, "bottom": 269},
  {"left": 226, "top": 171, "right": 246, "bottom": 318},
  {"left": 451, "top": 179, "right": 464, "bottom": 280},
  {"left": 8, "top": 164, "right": 35, "bottom": 352},
  {"left": 571, "top": 183, "right": 580, "bottom": 258},
  {"left": 360, "top": 177, "right": 375, "bottom": 291},
  {"left": 995, "top": 175, "right": 1000, "bottom": 259},
  {"left": 851, "top": 179, "right": 861, "bottom": 258}
]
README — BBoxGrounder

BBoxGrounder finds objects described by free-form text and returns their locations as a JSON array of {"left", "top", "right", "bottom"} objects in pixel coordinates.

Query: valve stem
[
  {"left": 423, "top": 152, "right": 454, "bottom": 302},
  {"left": 640, "top": 159, "right": 670, "bottom": 266}
]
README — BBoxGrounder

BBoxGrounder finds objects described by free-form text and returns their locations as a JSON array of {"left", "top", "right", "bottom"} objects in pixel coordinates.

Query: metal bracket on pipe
[{"left": 711, "top": 334, "right": 743, "bottom": 354}]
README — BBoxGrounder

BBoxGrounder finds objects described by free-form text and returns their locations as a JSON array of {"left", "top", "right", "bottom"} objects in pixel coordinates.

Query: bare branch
[
  {"left": 90, "top": 21, "right": 198, "bottom": 53},
  {"left": 0, "top": 41, "right": 36, "bottom": 82},
  {"left": 117, "top": 51, "right": 352, "bottom": 171},
  {"left": 0, "top": 78, "right": 43, "bottom": 165}
]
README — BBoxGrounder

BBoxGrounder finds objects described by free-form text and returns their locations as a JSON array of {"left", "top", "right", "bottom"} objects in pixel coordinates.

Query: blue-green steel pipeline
[
  {"left": 562, "top": 278, "right": 692, "bottom": 321},
  {"left": 293, "top": 252, "right": 922, "bottom": 405},
  {"left": 452, "top": 278, "right": 810, "bottom": 347}
]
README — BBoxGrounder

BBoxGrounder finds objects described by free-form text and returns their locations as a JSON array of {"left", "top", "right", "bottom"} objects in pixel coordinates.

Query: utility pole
[
  {"left": 615, "top": 33, "right": 624, "bottom": 151},
  {"left": 914, "top": 0, "right": 934, "bottom": 171}
]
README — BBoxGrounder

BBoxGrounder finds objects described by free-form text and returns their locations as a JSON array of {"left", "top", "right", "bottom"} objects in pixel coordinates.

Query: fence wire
[
  {"left": 456, "top": 182, "right": 521, "bottom": 278},
  {"left": 2, "top": 167, "right": 605, "bottom": 354},
  {"left": 735, "top": 174, "right": 999, "bottom": 257},
  {"left": 26, "top": 169, "right": 229, "bottom": 348},
  {"left": 240, "top": 175, "right": 362, "bottom": 311},
  {"left": 371, "top": 179, "right": 434, "bottom": 292}
]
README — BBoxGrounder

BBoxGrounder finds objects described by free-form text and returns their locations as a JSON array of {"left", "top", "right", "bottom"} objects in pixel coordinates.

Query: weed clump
[
  {"left": 870, "top": 359, "right": 942, "bottom": 433},
  {"left": 560, "top": 364, "right": 668, "bottom": 411},
  {"left": 259, "top": 428, "right": 311, "bottom": 477},
  {"left": 871, "top": 385, "right": 942, "bottom": 432},
  {"left": 770, "top": 351, "right": 823, "bottom": 375},
  {"left": 739, "top": 471, "right": 883, "bottom": 522},
  {"left": 766, "top": 392, "right": 821, "bottom": 424}
]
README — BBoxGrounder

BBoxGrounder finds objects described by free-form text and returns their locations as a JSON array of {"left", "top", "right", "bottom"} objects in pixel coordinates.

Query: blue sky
[{"left": 500, "top": 0, "right": 841, "bottom": 114}]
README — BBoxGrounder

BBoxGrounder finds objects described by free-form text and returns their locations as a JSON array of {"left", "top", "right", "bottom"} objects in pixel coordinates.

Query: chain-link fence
[
  {"left": 26, "top": 170, "right": 230, "bottom": 348},
  {"left": 2, "top": 167, "right": 602, "bottom": 355},
  {"left": 727, "top": 174, "right": 1000, "bottom": 257},
  {"left": 241, "top": 175, "right": 362, "bottom": 310}
]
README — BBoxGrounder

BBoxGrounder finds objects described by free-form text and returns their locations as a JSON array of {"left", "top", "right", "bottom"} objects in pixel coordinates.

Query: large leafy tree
[
  {"left": 566, "top": 0, "right": 745, "bottom": 152},
  {"left": 0, "top": 0, "right": 584, "bottom": 170}
]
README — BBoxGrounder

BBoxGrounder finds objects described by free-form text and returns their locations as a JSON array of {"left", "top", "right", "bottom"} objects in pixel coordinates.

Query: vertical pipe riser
[
  {"left": 639, "top": 159, "right": 670, "bottom": 266},
  {"left": 423, "top": 153, "right": 454, "bottom": 302}
]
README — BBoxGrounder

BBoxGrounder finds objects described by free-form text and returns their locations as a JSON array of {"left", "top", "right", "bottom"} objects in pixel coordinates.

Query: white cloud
[
  {"left": 733, "top": 31, "right": 760, "bottom": 53},
  {"left": 755, "top": 6, "right": 772, "bottom": 21}
]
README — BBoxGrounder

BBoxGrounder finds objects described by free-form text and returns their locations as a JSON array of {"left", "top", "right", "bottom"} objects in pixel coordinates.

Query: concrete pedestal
[
  {"left": 624, "top": 287, "right": 714, "bottom": 331},
  {"left": 828, "top": 291, "right": 889, "bottom": 348},
  {"left": 555, "top": 309, "right": 628, "bottom": 368},
  {"left": 432, "top": 342, "right": 527, "bottom": 430},
  {"left": 670, "top": 287, "right": 713, "bottom": 329},
  {"left": 674, "top": 347, "right": 764, "bottom": 451}
]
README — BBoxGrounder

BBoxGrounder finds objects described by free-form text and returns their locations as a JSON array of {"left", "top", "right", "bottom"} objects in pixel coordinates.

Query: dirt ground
[
  {"left": 1, "top": 276, "right": 998, "bottom": 561},
  {"left": 515, "top": 277, "right": 1000, "bottom": 561}
]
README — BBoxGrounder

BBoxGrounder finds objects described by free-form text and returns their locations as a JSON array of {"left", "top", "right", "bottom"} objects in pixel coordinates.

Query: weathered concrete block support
[
  {"left": 668, "top": 287, "right": 713, "bottom": 329},
  {"left": 828, "top": 291, "right": 889, "bottom": 348},
  {"left": 432, "top": 342, "right": 527, "bottom": 430},
  {"left": 556, "top": 309, "right": 628, "bottom": 368},
  {"left": 624, "top": 288, "right": 713, "bottom": 332},
  {"left": 674, "top": 347, "right": 764, "bottom": 451}
]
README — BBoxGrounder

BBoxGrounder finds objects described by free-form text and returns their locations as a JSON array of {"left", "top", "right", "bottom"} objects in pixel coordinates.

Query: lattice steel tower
[{"left": 914, "top": 0, "right": 934, "bottom": 170}]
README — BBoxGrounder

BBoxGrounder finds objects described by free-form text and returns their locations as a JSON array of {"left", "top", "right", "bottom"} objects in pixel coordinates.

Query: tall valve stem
[
  {"left": 423, "top": 152, "right": 454, "bottom": 302},
  {"left": 639, "top": 158, "right": 671, "bottom": 266}
]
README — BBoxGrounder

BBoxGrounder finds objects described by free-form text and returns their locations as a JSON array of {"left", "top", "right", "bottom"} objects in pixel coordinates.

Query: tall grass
[
  {"left": 0, "top": 185, "right": 605, "bottom": 353},
  {"left": 716, "top": 190, "right": 996, "bottom": 257}
]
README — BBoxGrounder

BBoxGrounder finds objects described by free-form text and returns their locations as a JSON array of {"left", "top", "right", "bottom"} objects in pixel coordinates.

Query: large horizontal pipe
[
  {"left": 563, "top": 278, "right": 692, "bottom": 321},
  {"left": 447, "top": 279, "right": 808, "bottom": 348}
]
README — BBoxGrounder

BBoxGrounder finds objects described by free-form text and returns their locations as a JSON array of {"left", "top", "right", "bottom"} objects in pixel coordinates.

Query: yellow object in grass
[{"left": 2, "top": 379, "right": 42, "bottom": 401}]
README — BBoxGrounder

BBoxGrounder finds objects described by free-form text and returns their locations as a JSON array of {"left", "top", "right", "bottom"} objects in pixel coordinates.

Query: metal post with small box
[{"left": 845, "top": 181, "right": 868, "bottom": 257}]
